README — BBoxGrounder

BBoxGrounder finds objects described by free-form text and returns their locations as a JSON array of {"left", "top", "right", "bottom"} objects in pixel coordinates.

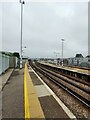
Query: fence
[{"left": 0, "top": 53, "right": 18, "bottom": 75}]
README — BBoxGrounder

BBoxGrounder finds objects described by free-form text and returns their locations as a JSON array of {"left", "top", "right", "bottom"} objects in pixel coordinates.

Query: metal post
[
  {"left": 61, "top": 38, "right": 64, "bottom": 67},
  {"left": 56, "top": 54, "right": 57, "bottom": 65},
  {"left": 19, "top": 0, "right": 25, "bottom": 69}
]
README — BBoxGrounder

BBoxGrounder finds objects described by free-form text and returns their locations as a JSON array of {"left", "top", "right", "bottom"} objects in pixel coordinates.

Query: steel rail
[
  {"left": 31, "top": 62, "right": 90, "bottom": 108},
  {"left": 37, "top": 64, "right": 90, "bottom": 93}
]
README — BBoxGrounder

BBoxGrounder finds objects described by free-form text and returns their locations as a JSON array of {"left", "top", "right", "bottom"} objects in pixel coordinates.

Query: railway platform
[
  {"left": 1, "top": 63, "right": 76, "bottom": 119},
  {"left": 38, "top": 62, "right": 90, "bottom": 82},
  {"left": 40, "top": 62, "right": 89, "bottom": 75},
  {"left": 2, "top": 69, "right": 24, "bottom": 119},
  {"left": 0, "top": 68, "right": 14, "bottom": 119},
  {"left": 0, "top": 69, "right": 13, "bottom": 92},
  {"left": 28, "top": 65, "right": 75, "bottom": 119}
]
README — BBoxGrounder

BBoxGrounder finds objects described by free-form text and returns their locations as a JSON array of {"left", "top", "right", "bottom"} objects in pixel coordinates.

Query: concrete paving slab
[
  {"left": 33, "top": 69, "right": 76, "bottom": 119},
  {"left": 31, "top": 68, "right": 74, "bottom": 119},
  {"left": 29, "top": 72, "right": 43, "bottom": 86},
  {"left": 0, "top": 69, "right": 13, "bottom": 91},
  {"left": 34, "top": 85, "right": 51, "bottom": 97},
  {"left": 0, "top": 69, "right": 13, "bottom": 119},
  {"left": 0, "top": 85, "right": 1, "bottom": 91},
  {"left": 25, "top": 65, "right": 45, "bottom": 119},
  {"left": 2, "top": 69, "right": 24, "bottom": 118},
  {"left": 29, "top": 99, "right": 45, "bottom": 118},
  {"left": 0, "top": 92, "right": 2, "bottom": 119},
  {"left": 39, "top": 95, "right": 69, "bottom": 118}
]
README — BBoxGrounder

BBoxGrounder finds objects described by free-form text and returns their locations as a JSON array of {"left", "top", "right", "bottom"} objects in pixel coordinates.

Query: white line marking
[{"left": 32, "top": 68, "right": 77, "bottom": 119}]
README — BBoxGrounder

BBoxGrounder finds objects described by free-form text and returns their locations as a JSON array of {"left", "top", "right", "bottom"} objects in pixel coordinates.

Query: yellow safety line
[
  {"left": 24, "top": 63, "right": 45, "bottom": 119},
  {"left": 24, "top": 64, "right": 30, "bottom": 119}
]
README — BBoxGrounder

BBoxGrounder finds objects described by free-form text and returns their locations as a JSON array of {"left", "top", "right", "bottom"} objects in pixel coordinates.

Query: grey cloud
[{"left": 2, "top": 2, "right": 88, "bottom": 58}]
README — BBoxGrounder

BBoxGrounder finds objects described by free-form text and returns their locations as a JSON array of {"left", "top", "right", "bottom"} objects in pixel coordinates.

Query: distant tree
[
  {"left": 86, "top": 55, "right": 90, "bottom": 58},
  {"left": 13, "top": 52, "right": 20, "bottom": 58},
  {"left": 1, "top": 51, "right": 13, "bottom": 56},
  {"left": 75, "top": 54, "right": 83, "bottom": 58},
  {"left": 2, "top": 51, "right": 5, "bottom": 54}
]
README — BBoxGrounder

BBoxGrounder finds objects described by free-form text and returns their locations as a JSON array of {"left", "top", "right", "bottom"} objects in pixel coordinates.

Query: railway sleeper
[
  {"left": 36, "top": 64, "right": 90, "bottom": 94},
  {"left": 33, "top": 64, "right": 90, "bottom": 104}
]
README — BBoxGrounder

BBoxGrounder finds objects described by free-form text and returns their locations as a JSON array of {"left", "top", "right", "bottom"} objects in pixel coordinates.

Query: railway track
[
  {"left": 38, "top": 62, "right": 90, "bottom": 84},
  {"left": 30, "top": 61, "right": 90, "bottom": 108},
  {"left": 36, "top": 62, "right": 90, "bottom": 88},
  {"left": 66, "top": 65, "right": 90, "bottom": 71},
  {"left": 36, "top": 64, "right": 90, "bottom": 93}
]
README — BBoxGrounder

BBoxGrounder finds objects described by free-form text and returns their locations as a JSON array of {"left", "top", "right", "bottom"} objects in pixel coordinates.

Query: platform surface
[
  {"left": 0, "top": 69, "right": 13, "bottom": 91},
  {"left": 40, "top": 62, "right": 90, "bottom": 75},
  {"left": 2, "top": 69, "right": 24, "bottom": 119},
  {"left": 29, "top": 67, "right": 71, "bottom": 119},
  {"left": 1, "top": 64, "right": 76, "bottom": 119}
]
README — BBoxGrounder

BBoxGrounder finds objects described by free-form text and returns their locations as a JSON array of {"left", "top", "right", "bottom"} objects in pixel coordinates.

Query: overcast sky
[{"left": 0, "top": 0, "right": 89, "bottom": 58}]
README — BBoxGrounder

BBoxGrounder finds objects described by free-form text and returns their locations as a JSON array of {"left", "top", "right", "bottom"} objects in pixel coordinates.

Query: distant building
[{"left": 67, "top": 55, "right": 90, "bottom": 67}]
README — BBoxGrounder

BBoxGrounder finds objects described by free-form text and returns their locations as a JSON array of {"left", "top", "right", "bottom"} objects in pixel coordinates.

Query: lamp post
[
  {"left": 54, "top": 52, "right": 60, "bottom": 65},
  {"left": 19, "top": 0, "right": 25, "bottom": 69},
  {"left": 61, "top": 38, "right": 64, "bottom": 67},
  {"left": 22, "top": 46, "right": 27, "bottom": 58}
]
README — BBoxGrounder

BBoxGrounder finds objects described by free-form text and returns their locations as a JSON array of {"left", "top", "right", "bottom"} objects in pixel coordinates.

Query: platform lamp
[
  {"left": 19, "top": 0, "right": 25, "bottom": 69},
  {"left": 22, "top": 46, "right": 27, "bottom": 58},
  {"left": 61, "top": 38, "right": 65, "bottom": 67}
]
